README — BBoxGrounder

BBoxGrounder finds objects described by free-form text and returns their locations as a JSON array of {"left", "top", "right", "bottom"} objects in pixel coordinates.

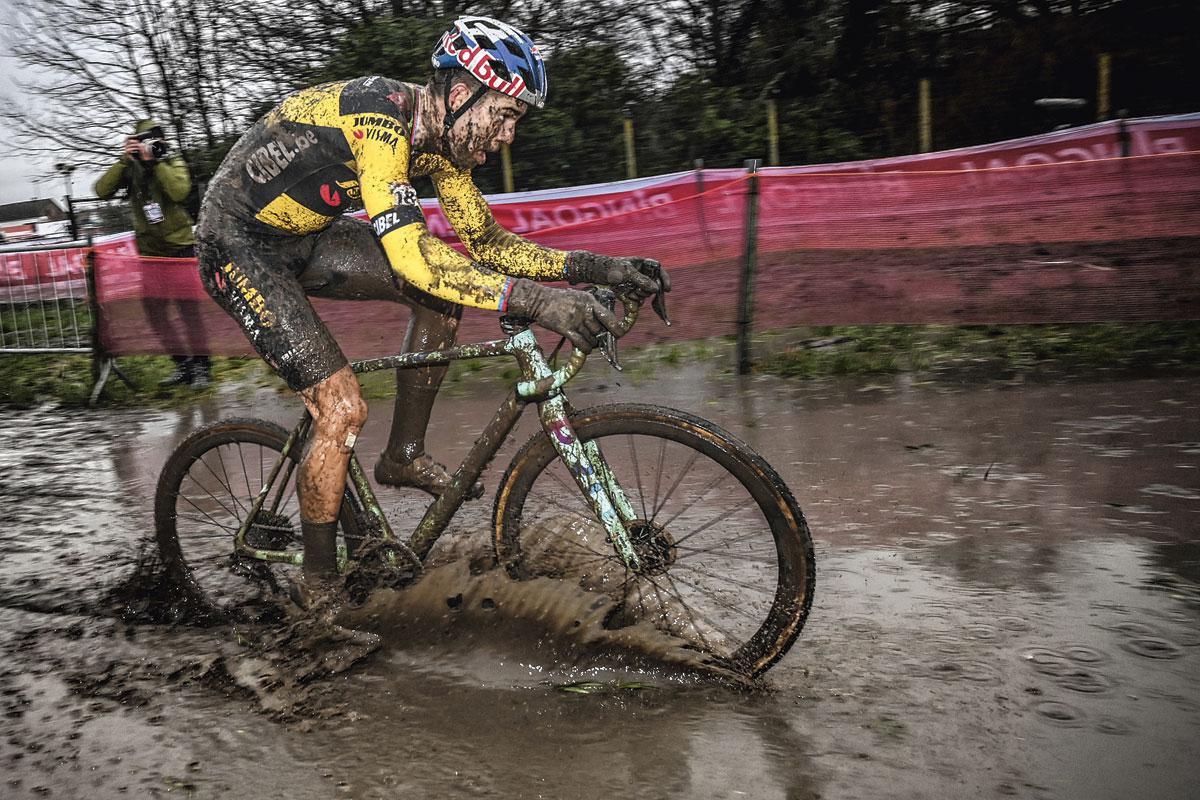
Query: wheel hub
[{"left": 625, "top": 519, "right": 677, "bottom": 576}]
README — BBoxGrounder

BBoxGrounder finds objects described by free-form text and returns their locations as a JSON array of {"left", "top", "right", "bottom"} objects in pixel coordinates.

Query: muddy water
[{"left": 2, "top": 366, "right": 1199, "bottom": 799}]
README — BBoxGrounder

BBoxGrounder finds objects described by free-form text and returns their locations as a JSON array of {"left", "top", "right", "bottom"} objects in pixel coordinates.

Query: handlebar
[{"left": 513, "top": 291, "right": 644, "bottom": 399}]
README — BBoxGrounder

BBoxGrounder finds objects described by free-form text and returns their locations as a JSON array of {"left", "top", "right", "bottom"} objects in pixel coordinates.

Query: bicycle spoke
[
  {"left": 660, "top": 569, "right": 716, "bottom": 653},
  {"left": 672, "top": 522, "right": 774, "bottom": 559},
  {"left": 236, "top": 442, "right": 254, "bottom": 500},
  {"left": 175, "top": 487, "right": 240, "bottom": 530},
  {"left": 658, "top": 467, "right": 737, "bottom": 532},
  {"left": 174, "top": 511, "right": 237, "bottom": 532},
  {"left": 193, "top": 455, "right": 244, "bottom": 522},
  {"left": 670, "top": 559, "right": 775, "bottom": 600},
  {"left": 184, "top": 532, "right": 242, "bottom": 543},
  {"left": 215, "top": 446, "right": 252, "bottom": 518},
  {"left": 668, "top": 496, "right": 758, "bottom": 550},
  {"left": 674, "top": 541, "right": 778, "bottom": 566},
  {"left": 649, "top": 570, "right": 767, "bottom": 626},
  {"left": 651, "top": 446, "right": 702, "bottom": 523},
  {"left": 651, "top": 436, "right": 666, "bottom": 521},
  {"left": 626, "top": 434, "right": 650, "bottom": 521},
  {"left": 639, "top": 571, "right": 747, "bottom": 646},
  {"left": 528, "top": 485, "right": 593, "bottom": 524}
]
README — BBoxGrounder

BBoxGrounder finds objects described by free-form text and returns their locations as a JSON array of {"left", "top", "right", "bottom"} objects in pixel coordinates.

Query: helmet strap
[{"left": 441, "top": 80, "right": 491, "bottom": 150}]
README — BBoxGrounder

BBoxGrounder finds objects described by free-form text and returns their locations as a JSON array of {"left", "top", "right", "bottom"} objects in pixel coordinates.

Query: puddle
[{"left": 2, "top": 371, "right": 1199, "bottom": 799}]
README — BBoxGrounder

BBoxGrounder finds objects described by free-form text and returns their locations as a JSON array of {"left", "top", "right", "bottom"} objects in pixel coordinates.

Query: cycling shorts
[{"left": 197, "top": 212, "right": 460, "bottom": 391}]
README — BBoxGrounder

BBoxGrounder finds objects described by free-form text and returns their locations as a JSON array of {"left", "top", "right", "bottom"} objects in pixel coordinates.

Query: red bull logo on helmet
[{"left": 438, "top": 31, "right": 530, "bottom": 101}]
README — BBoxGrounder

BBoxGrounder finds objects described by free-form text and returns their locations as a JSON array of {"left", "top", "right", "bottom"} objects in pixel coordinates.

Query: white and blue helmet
[{"left": 431, "top": 16, "right": 548, "bottom": 109}]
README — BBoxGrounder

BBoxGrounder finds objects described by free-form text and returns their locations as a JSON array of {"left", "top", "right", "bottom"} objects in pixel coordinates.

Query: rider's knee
[
  {"left": 327, "top": 390, "right": 368, "bottom": 433},
  {"left": 307, "top": 370, "right": 368, "bottom": 434}
]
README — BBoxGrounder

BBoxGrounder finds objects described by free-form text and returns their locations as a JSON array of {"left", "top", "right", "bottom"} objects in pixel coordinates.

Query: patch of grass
[
  {"left": 761, "top": 323, "right": 1200, "bottom": 380},
  {"left": 7, "top": 322, "right": 1198, "bottom": 408},
  {"left": 0, "top": 353, "right": 277, "bottom": 408}
]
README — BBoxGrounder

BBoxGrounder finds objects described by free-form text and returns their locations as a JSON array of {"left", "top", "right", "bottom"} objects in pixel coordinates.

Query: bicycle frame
[{"left": 232, "top": 326, "right": 645, "bottom": 573}]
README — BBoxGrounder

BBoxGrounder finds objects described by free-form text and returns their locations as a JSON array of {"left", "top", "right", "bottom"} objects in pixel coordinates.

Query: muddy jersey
[{"left": 208, "top": 76, "right": 565, "bottom": 311}]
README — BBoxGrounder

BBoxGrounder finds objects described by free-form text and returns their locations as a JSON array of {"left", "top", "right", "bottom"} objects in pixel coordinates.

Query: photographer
[{"left": 95, "top": 119, "right": 210, "bottom": 387}]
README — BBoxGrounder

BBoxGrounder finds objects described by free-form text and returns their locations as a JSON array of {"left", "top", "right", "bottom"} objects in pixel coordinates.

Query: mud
[{"left": 2, "top": 364, "right": 1199, "bottom": 799}]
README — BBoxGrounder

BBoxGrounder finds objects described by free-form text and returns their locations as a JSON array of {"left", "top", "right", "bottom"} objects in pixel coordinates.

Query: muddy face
[{"left": 444, "top": 90, "right": 526, "bottom": 170}]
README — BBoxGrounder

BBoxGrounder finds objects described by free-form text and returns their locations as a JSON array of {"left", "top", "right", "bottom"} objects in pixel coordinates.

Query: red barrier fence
[{"left": 5, "top": 113, "right": 1200, "bottom": 362}]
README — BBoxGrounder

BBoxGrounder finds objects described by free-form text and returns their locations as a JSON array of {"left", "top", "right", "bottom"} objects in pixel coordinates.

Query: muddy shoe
[
  {"left": 282, "top": 579, "right": 381, "bottom": 680},
  {"left": 374, "top": 452, "right": 484, "bottom": 499},
  {"left": 287, "top": 577, "right": 343, "bottom": 615}
]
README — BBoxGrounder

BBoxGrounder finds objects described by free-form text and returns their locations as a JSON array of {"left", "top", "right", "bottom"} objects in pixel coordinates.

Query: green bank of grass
[
  {"left": 3, "top": 322, "right": 1198, "bottom": 408},
  {"left": 0, "top": 354, "right": 277, "bottom": 408},
  {"left": 758, "top": 323, "right": 1200, "bottom": 381}
]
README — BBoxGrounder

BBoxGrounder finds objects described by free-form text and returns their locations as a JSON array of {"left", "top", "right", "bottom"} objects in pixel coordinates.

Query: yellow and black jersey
[{"left": 211, "top": 76, "right": 565, "bottom": 310}]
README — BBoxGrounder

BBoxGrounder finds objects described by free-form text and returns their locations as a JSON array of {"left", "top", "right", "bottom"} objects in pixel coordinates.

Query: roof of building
[{"left": 0, "top": 199, "right": 66, "bottom": 224}]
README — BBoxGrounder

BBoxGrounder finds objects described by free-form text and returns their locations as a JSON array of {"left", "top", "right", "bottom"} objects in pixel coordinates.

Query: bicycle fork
[{"left": 515, "top": 334, "right": 644, "bottom": 573}]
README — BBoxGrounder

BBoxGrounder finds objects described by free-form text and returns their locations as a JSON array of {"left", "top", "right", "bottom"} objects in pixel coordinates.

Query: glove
[
  {"left": 506, "top": 279, "right": 621, "bottom": 353},
  {"left": 565, "top": 251, "right": 671, "bottom": 299}
]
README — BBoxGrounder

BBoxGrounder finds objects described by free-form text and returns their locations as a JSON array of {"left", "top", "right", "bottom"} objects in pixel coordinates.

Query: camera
[{"left": 132, "top": 129, "right": 169, "bottom": 160}]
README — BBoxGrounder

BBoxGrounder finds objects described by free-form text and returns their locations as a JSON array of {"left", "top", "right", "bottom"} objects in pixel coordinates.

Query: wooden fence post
[
  {"left": 736, "top": 159, "right": 762, "bottom": 376},
  {"left": 766, "top": 98, "right": 780, "bottom": 166},
  {"left": 623, "top": 117, "right": 637, "bottom": 179},
  {"left": 918, "top": 78, "right": 932, "bottom": 153},
  {"left": 1097, "top": 53, "right": 1112, "bottom": 121}
]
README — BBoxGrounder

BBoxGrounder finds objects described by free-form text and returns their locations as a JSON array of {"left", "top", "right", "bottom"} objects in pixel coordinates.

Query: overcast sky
[{"left": 0, "top": 0, "right": 106, "bottom": 207}]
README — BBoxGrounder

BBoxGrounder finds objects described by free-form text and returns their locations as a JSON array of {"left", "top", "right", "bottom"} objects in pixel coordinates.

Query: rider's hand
[
  {"left": 506, "top": 278, "right": 621, "bottom": 353},
  {"left": 565, "top": 251, "right": 671, "bottom": 300}
]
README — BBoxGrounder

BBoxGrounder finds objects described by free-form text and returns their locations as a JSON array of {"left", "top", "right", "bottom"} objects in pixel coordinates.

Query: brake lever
[
  {"left": 585, "top": 286, "right": 622, "bottom": 371},
  {"left": 651, "top": 289, "right": 671, "bottom": 326}
]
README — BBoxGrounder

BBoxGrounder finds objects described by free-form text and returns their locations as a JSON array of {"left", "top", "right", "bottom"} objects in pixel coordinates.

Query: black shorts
[{"left": 196, "top": 213, "right": 460, "bottom": 391}]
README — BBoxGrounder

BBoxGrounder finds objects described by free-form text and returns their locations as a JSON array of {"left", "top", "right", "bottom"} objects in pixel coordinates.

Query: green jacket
[{"left": 94, "top": 120, "right": 195, "bottom": 257}]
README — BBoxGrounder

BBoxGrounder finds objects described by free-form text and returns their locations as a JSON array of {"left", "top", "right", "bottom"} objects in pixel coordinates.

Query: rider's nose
[{"left": 498, "top": 120, "right": 517, "bottom": 145}]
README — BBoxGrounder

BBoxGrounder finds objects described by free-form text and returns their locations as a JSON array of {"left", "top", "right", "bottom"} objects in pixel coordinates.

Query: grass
[
  {"left": 0, "top": 353, "right": 279, "bottom": 408},
  {"left": 759, "top": 323, "right": 1200, "bottom": 381},
  {"left": 3, "top": 321, "right": 1198, "bottom": 409}
]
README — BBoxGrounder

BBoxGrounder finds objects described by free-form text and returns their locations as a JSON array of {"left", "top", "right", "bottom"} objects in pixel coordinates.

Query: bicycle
[{"left": 153, "top": 292, "right": 815, "bottom": 678}]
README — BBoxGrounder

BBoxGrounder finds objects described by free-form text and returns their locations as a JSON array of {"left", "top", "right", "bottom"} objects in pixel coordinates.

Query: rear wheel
[
  {"left": 153, "top": 418, "right": 360, "bottom": 621},
  {"left": 493, "top": 404, "right": 815, "bottom": 678}
]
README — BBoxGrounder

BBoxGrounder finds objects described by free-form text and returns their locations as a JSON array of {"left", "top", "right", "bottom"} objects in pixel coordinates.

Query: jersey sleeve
[
  {"left": 354, "top": 117, "right": 517, "bottom": 311},
  {"left": 430, "top": 164, "right": 567, "bottom": 280}
]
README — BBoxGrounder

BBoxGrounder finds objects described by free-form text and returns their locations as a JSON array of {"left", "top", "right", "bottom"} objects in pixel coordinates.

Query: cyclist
[{"left": 196, "top": 16, "right": 670, "bottom": 603}]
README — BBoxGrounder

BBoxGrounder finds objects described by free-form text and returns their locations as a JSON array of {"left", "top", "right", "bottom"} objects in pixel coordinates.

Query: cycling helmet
[{"left": 431, "top": 16, "right": 548, "bottom": 110}]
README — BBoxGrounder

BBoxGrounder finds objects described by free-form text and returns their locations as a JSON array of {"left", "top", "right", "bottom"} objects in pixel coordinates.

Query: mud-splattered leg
[
  {"left": 383, "top": 300, "right": 460, "bottom": 464},
  {"left": 298, "top": 365, "right": 367, "bottom": 580},
  {"left": 376, "top": 299, "right": 482, "bottom": 497}
]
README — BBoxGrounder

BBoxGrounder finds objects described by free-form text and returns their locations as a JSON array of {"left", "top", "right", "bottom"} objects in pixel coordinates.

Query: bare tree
[
  {"left": 0, "top": 0, "right": 665, "bottom": 185},
  {"left": 0, "top": 0, "right": 242, "bottom": 173}
]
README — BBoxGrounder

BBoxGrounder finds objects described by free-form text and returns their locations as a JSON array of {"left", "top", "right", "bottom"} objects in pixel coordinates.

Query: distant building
[{"left": 0, "top": 199, "right": 68, "bottom": 243}]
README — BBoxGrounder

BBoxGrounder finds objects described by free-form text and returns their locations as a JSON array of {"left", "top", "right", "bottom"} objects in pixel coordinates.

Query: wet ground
[{"left": 2, "top": 360, "right": 1199, "bottom": 799}]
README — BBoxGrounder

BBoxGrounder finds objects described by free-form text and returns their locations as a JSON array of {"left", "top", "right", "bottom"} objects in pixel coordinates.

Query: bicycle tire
[
  {"left": 493, "top": 403, "right": 815, "bottom": 678},
  {"left": 154, "top": 417, "right": 361, "bottom": 621}
]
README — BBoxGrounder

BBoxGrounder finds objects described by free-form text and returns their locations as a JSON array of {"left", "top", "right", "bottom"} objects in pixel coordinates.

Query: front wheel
[
  {"left": 493, "top": 404, "right": 815, "bottom": 678},
  {"left": 154, "top": 418, "right": 360, "bottom": 621}
]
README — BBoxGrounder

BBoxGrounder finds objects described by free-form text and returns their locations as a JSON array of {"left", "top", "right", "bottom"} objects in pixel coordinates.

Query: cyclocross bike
[{"left": 154, "top": 292, "right": 815, "bottom": 678}]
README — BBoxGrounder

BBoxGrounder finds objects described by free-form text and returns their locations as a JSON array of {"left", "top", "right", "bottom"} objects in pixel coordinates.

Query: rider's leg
[
  {"left": 375, "top": 299, "right": 474, "bottom": 496},
  {"left": 296, "top": 365, "right": 367, "bottom": 581},
  {"left": 198, "top": 217, "right": 354, "bottom": 582},
  {"left": 301, "top": 218, "right": 475, "bottom": 497}
]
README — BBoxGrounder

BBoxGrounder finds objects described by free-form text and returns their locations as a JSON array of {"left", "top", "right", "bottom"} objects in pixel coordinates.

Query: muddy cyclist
[{"left": 196, "top": 16, "right": 671, "bottom": 609}]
